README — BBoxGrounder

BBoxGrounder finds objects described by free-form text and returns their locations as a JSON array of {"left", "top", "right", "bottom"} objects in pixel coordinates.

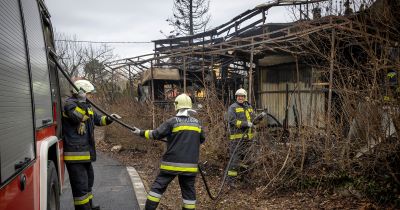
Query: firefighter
[
  {"left": 385, "top": 69, "right": 400, "bottom": 133},
  {"left": 385, "top": 69, "right": 400, "bottom": 101},
  {"left": 227, "top": 88, "right": 256, "bottom": 185},
  {"left": 131, "top": 93, "right": 205, "bottom": 210},
  {"left": 62, "top": 80, "right": 120, "bottom": 210}
]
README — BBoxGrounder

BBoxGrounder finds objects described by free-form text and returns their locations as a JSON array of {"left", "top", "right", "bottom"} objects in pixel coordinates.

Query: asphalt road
[{"left": 60, "top": 151, "right": 140, "bottom": 210}]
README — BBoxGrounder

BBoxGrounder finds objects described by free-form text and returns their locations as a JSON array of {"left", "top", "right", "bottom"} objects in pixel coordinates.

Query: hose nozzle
[{"left": 253, "top": 111, "right": 267, "bottom": 125}]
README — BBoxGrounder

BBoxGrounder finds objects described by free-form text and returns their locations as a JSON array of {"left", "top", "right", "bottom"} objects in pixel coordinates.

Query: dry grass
[{"left": 96, "top": 91, "right": 397, "bottom": 209}]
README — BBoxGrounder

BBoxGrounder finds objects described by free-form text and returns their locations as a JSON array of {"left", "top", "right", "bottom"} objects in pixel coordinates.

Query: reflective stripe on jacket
[
  {"left": 62, "top": 97, "right": 112, "bottom": 163},
  {"left": 140, "top": 116, "right": 205, "bottom": 175},
  {"left": 227, "top": 102, "right": 255, "bottom": 140}
]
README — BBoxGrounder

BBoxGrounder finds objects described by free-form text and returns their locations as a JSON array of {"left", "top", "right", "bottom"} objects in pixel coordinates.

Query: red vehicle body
[{"left": 0, "top": 0, "right": 65, "bottom": 210}]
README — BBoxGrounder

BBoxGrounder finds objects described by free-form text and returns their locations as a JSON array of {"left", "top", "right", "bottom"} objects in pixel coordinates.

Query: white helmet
[
  {"left": 73, "top": 80, "right": 95, "bottom": 94},
  {"left": 235, "top": 88, "right": 247, "bottom": 98},
  {"left": 174, "top": 94, "right": 192, "bottom": 111}
]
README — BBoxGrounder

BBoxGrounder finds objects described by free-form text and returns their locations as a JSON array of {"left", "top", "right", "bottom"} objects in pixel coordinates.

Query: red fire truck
[{"left": 0, "top": 0, "right": 65, "bottom": 209}]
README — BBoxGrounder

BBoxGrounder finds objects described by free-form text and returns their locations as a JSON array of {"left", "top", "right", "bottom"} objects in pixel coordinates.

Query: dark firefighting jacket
[
  {"left": 140, "top": 116, "right": 205, "bottom": 176},
  {"left": 227, "top": 101, "right": 256, "bottom": 141},
  {"left": 62, "top": 97, "right": 112, "bottom": 163}
]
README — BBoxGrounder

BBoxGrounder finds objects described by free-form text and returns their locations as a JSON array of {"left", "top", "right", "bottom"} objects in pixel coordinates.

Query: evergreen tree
[{"left": 167, "top": 0, "right": 211, "bottom": 36}]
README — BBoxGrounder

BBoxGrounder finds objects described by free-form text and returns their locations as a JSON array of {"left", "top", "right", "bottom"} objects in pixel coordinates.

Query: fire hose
[
  {"left": 199, "top": 112, "right": 266, "bottom": 200},
  {"left": 49, "top": 50, "right": 167, "bottom": 140},
  {"left": 51, "top": 50, "right": 266, "bottom": 199}
]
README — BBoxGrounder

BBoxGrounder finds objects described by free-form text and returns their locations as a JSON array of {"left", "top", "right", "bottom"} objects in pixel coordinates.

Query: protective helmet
[
  {"left": 73, "top": 80, "right": 95, "bottom": 94},
  {"left": 235, "top": 88, "right": 247, "bottom": 98},
  {"left": 174, "top": 94, "right": 192, "bottom": 111},
  {"left": 387, "top": 69, "right": 398, "bottom": 86}
]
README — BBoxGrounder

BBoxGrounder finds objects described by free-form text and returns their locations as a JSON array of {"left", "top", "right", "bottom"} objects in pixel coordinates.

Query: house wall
[{"left": 257, "top": 62, "right": 326, "bottom": 127}]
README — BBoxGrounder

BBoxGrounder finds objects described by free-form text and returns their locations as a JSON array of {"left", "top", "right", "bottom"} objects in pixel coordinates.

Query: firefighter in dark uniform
[
  {"left": 227, "top": 88, "right": 256, "bottom": 184},
  {"left": 62, "top": 80, "right": 120, "bottom": 210},
  {"left": 385, "top": 69, "right": 400, "bottom": 132},
  {"left": 131, "top": 93, "right": 205, "bottom": 210},
  {"left": 385, "top": 69, "right": 400, "bottom": 101}
]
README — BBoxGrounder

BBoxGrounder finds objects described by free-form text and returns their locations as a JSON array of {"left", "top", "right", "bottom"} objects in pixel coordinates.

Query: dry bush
[
  {"left": 253, "top": 0, "right": 400, "bottom": 204},
  {"left": 213, "top": 2, "right": 400, "bottom": 204},
  {"left": 197, "top": 85, "right": 230, "bottom": 167}
]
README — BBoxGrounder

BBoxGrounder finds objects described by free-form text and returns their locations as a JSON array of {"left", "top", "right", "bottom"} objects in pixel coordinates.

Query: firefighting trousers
[
  {"left": 145, "top": 171, "right": 196, "bottom": 210},
  {"left": 66, "top": 162, "right": 95, "bottom": 210},
  {"left": 227, "top": 140, "right": 253, "bottom": 179}
]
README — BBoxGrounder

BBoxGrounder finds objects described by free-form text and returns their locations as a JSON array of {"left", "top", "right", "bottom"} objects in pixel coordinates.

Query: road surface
[{"left": 60, "top": 151, "right": 141, "bottom": 210}]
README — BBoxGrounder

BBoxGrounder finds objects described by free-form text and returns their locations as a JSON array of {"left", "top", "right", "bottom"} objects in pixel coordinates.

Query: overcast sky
[{"left": 46, "top": 0, "right": 292, "bottom": 59}]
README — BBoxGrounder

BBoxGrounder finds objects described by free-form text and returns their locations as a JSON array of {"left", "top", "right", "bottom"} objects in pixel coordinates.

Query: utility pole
[{"left": 248, "top": 40, "right": 254, "bottom": 104}]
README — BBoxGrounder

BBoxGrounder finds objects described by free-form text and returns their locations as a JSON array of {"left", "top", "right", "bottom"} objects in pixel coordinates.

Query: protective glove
[
  {"left": 77, "top": 122, "right": 86, "bottom": 135},
  {"left": 131, "top": 127, "right": 141, "bottom": 135},
  {"left": 247, "top": 122, "right": 254, "bottom": 128},
  {"left": 110, "top": 113, "right": 122, "bottom": 119},
  {"left": 82, "top": 115, "right": 90, "bottom": 122}
]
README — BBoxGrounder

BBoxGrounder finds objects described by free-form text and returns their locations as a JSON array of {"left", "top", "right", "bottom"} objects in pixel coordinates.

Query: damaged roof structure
[{"left": 104, "top": 0, "right": 400, "bottom": 132}]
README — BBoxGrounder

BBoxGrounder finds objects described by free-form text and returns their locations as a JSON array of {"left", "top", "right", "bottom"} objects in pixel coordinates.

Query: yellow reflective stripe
[
  {"left": 236, "top": 120, "right": 242, "bottom": 128},
  {"left": 64, "top": 155, "right": 91, "bottom": 161},
  {"left": 172, "top": 126, "right": 201, "bottom": 133},
  {"left": 145, "top": 130, "right": 150, "bottom": 139},
  {"left": 384, "top": 96, "right": 391, "bottom": 101},
  {"left": 101, "top": 116, "right": 107, "bottom": 126},
  {"left": 245, "top": 110, "right": 251, "bottom": 121},
  {"left": 229, "top": 133, "right": 254, "bottom": 140},
  {"left": 248, "top": 133, "right": 254, "bottom": 139},
  {"left": 160, "top": 164, "right": 198, "bottom": 173},
  {"left": 235, "top": 107, "right": 244, "bottom": 113},
  {"left": 388, "top": 72, "right": 396, "bottom": 78},
  {"left": 147, "top": 195, "right": 160, "bottom": 202},
  {"left": 75, "top": 107, "right": 86, "bottom": 115},
  {"left": 88, "top": 194, "right": 93, "bottom": 199},
  {"left": 248, "top": 108, "right": 253, "bottom": 112},
  {"left": 228, "top": 170, "right": 237, "bottom": 176},
  {"left": 230, "top": 134, "right": 241, "bottom": 139},
  {"left": 183, "top": 204, "right": 196, "bottom": 209},
  {"left": 87, "top": 108, "right": 94, "bottom": 116},
  {"left": 74, "top": 196, "right": 90, "bottom": 205}
]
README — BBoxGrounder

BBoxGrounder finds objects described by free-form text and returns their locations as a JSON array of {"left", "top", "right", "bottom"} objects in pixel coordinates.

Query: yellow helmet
[
  {"left": 73, "top": 80, "right": 95, "bottom": 94},
  {"left": 174, "top": 94, "right": 192, "bottom": 111},
  {"left": 235, "top": 88, "right": 247, "bottom": 98}
]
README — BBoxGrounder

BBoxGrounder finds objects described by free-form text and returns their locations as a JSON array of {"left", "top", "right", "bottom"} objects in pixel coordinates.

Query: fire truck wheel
[{"left": 47, "top": 161, "right": 60, "bottom": 210}]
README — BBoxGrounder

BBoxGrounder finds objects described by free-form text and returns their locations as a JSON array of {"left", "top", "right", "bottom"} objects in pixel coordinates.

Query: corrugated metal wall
[
  {"left": 21, "top": 0, "right": 53, "bottom": 128},
  {"left": 258, "top": 63, "right": 325, "bottom": 127}
]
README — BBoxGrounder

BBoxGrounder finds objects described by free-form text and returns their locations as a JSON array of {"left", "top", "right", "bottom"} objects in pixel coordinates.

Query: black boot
[
  {"left": 89, "top": 200, "right": 100, "bottom": 210},
  {"left": 144, "top": 199, "right": 159, "bottom": 210},
  {"left": 74, "top": 204, "right": 91, "bottom": 210}
]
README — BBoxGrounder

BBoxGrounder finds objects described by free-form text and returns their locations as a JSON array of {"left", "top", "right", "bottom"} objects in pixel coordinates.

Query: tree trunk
[{"left": 189, "top": 0, "right": 193, "bottom": 35}]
